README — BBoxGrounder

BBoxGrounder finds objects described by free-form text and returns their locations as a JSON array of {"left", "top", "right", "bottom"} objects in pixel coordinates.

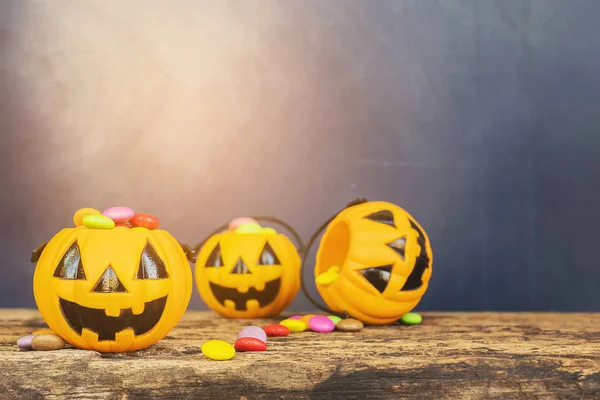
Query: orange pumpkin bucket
[
  {"left": 30, "top": 207, "right": 193, "bottom": 353},
  {"left": 301, "top": 199, "right": 433, "bottom": 325},
  {"left": 192, "top": 217, "right": 304, "bottom": 319}
]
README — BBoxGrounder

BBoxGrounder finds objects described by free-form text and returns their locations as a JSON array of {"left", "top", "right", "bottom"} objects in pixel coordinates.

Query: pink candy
[
  {"left": 228, "top": 217, "right": 259, "bottom": 231},
  {"left": 308, "top": 316, "right": 336, "bottom": 333},
  {"left": 237, "top": 326, "right": 267, "bottom": 343},
  {"left": 288, "top": 315, "right": 303, "bottom": 320},
  {"left": 102, "top": 207, "right": 135, "bottom": 223}
]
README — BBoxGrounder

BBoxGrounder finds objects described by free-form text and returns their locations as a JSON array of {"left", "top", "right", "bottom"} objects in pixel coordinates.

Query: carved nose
[
  {"left": 230, "top": 258, "right": 251, "bottom": 275},
  {"left": 92, "top": 266, "right": 128, "bottom": 293}
]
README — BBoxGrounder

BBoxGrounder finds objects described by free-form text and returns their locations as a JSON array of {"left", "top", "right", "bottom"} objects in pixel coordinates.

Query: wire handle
[
  {"left": 190, "top": 216, "right": 305, "bottom": 264},
  {"left": 299, "top": 198, "right": 369, "bottom": 316}
]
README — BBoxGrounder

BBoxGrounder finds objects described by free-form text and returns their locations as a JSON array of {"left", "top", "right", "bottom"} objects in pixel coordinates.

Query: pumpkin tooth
[
  {"left": 254, "top": 281, "right": 265, "bottom": 291},
  {"left": 115, "top": 328, "right": 135, "bottom": 346},
  {"left": 105, "top": 305, "right": 122, "bottom": 317},
  {"left": 237, "top": 285, "right": 250, "bottom": 294},
  {"left": 131, "top": 301, "right": 145, "bottom": 315},
  {"left": 246, "top": 299, "right": 260, "bottom": 312},
  {"left": 81, "top": 328, "right": 99, "bottom": 343},
  {"left": 224, "top": 300, "right": 236, "bottom": 310}
]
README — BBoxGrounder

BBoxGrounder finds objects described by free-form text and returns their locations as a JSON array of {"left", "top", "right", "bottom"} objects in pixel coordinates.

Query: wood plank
[{"left": 0, "top": 310, "right": 598, "bottom": 399}]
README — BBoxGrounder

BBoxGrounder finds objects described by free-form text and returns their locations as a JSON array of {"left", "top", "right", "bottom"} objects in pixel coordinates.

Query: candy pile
[
  {"left": 73, "top": 206, "right": 160, "bottom": 230},
  {"left": 202, "top": 324, "right": 276, "bottom": 361},
  {"left": 17, "top": 329, "right": 65, "bottom": 351},
  {"left": 228, "top": 217, "right": 276, "bottom": 235},
  {"left": 279, "top": 314, "right": 364, "bottom": 332},
  {"left": 276, "top": 312, "right": 423, "bottom": 332}
]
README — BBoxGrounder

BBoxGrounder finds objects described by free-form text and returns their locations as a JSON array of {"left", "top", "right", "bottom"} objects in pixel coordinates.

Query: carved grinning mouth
[
  {"left": 59, "top": 296, "right": 167, "bottom": 341},
  {"left": 209, "top": 278, "right": 281, "bottom": 311}
]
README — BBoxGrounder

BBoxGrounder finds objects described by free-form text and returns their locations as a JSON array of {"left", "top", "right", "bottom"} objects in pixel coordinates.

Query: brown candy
[
  {"left": 336, "top": 318, "right": 364, "bottom": 332},
  {"left": 31, "top": 334, "right": 65, "bottom": 351}
]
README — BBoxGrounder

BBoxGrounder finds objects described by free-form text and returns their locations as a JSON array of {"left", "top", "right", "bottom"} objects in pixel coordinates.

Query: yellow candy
[
  {"left": 82, "top": 214, "right": 115, "bottom": 230},
  {"left": 279, "top": 319, "right": 307, "bottom": 333},
  {"left": 315, "top": 265, "right": 341, "bottom": 286},
  {"left": 201, "top": 340, "right": 235, "bottom": 361},
  {"left": 260, "top": 227, "right": 277, "bottom": 235},
  {"left": 73, "top": 208, "right": 101, "bottom": 226},
  {"left": 32, "top": 328, "right": 55, "bottom": 335},
  {"left": 235, "top": 223, "right": 263, "bottom": 234}
]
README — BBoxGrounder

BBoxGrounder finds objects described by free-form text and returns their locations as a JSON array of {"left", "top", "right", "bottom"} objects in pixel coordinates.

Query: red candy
[
  {"left": 234, "top": 337, "right": 267, "bottom": 352},
  {"left": 130, "top": 213, "right": 160, "bottom": 230},
  {"left": 263, "top": 324, "right": 290, "bottom": 337}
]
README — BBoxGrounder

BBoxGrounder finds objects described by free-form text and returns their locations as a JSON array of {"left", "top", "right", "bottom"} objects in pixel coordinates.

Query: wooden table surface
[{"left": 0, "top": 310, "right": 598, "bottom": 399}]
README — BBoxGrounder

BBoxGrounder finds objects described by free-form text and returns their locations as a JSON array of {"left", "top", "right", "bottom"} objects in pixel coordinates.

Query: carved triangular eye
[
  {"left": 205, "top": 243, "right": 224, "bottom": 267},
  {"left": 400, "top": 220, "right": 430, "bottom": 291},
  {"left": 257, "top": 242, "right": 281, "bottom": 266},
  {"left": 136, "top": 243, "right": 169, "bottom": 279},
  {"left": 53, "top": 242, "right": 86, "bottom": 280},
  {"left": 387, "top": 236, "right": 406, "bottom": 259},
  {"left": 364, "top": 210, "right": 396, "bottom": 228},
  {"left": 358, "top": 265, "right": 392, "bottom": 294}
]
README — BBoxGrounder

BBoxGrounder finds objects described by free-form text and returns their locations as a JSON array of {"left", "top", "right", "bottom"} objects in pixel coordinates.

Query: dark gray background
[{"left": 1, "top": 1, "right": 599, "bottom": 312}]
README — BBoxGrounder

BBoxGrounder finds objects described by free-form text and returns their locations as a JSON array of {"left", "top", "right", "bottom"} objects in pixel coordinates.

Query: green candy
[
  {"left": 327, "top": 315, "right": 342, "bottom": 325},
  {"left": 400, "top": 312, "right": 422, "bottom": 325},
  {"left": 82, "top": 214, "right": 115, "bottom": 230}
]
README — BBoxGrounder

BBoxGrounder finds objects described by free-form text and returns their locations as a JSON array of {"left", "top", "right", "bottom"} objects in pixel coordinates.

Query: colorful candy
[
  {"left": 308, "top": 315, "right": 335, "bottom": 333},
  {"left": 235, "top": 223, "right": 263, "bottom": 234},
  {"left": 201, "top": 340, "right": 235, "bottom": 361},
  {"left": 263, "top": 324, "right": 290, "bottom": 337},
  {"left": 327, "top": 315, "right": 342, "bottom": 325},
  {"left": 17, "top": 335, "right": 35, "bottom": 350},
  {"left": 82, "top": 214, "right": 115, "bottom": 230},
  {"left": 315, "top": 265, "right": 341, "bottom": 286},
  {"left": 129, "top": 213, "right": 160, "bottom": 230},
  {"left": 289, "top": 315, "right": 303, "bottom": 320},
  {"left": 336, "top": 318, "right": 364, "bottom": 332},
  {"left": 237, "top": 326, "right": 267, "bottom": 344},
  {"left": 279, "top": 319, "right": 306, "bottom": 333},
  {"left": 400, "top": 312, "right": 423, "bottom": 325},
  {"left": 102, "top": 206, "right": 135, "bottom": 223},
  {"left": 300, "top": 314, "right": 316, "bottom": 328},
  {"left": 30, "top": 334, "right": 65, "bottom": 351},
  {"left": 228, "top": 217, "right": 259, "bottom": 231},
  {"left": 234, "top": 337, "right": 267, "bottom": 352},
  {"left": 73, "top": 208, "right": 101, "bottom": 226}
]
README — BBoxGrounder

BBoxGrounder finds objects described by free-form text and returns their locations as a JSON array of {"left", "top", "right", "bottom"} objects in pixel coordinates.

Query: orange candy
[
  {"left": 300, "top": 314, "right": 316, "bottom": 329},
  {"left": 129, "top": 213, "right": 160, "bottom": 230},
  {"left": 73, "top": 208, "right": 101, "bottom": 226}
]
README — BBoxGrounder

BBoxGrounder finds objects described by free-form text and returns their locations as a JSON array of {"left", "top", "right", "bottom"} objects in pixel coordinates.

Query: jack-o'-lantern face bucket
[
  {"left": 194, "top": 220, "right": 301, "bottom": 319},
  {"left": 32, "top": 215, "right": 192, "bottom": 353},
  {"left": 313, "top": 201, "right": 432, "bottom": 325}
]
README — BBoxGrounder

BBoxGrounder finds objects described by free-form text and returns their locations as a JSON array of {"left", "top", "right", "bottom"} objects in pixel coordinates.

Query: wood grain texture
[{"left": 0, "top": 310, "right": 598, "bottom": 399}]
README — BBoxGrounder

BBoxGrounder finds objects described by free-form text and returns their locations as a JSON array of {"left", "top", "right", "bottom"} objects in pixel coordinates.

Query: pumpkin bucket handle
[
  {"left": 251, "top": 216, "right": 306, "bottom": 253},
  {"left": 31, "top": 242, "right": 48, "bottom": 263},
  {"left": 299, "top": 198, "right": 369, "bottom": 316},
  {"left": 190, "top": 217, "right": 306, "bottom": 264}
]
